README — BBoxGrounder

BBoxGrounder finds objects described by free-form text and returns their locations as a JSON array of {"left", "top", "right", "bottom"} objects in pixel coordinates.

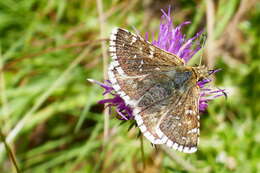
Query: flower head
[
  {"left": 90, "top": 7, "right": 225, "bottom": 120},
  {"left": 150, "top": 7, "right": 202, "bottom": 63},
  {"left": 88, "top": 79, "right": 133, "bottom": 120}
]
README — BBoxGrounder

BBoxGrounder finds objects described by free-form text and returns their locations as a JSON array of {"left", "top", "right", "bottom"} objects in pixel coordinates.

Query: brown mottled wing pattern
[
  {"left": 110, "top": 69, "right": 175, "bottom": 144},
  {"left": 109, "top": 28, "right": 184, "bottom": 76},
  {"left": 108, "top": 27, "right": 184, "bottom": 103},
  {"left": 156, "top": 84, "right": 200, "bottom": 153},
  {"left": 108, "top": 28, "right": 183, "bottom": 143},
  {"left": 108, "top": 28, "right": 200, "bottom": 153}
]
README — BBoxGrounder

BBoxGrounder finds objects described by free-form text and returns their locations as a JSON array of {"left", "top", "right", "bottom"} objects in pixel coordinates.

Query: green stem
[
  {"left": 0, "top": 131, "right": 20, "bottom": 173},
  {"left": 140, "top": 135, "right": 146, "bottom": 170}
]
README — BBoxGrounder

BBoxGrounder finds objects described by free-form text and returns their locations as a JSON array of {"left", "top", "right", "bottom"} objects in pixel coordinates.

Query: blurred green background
[{"left": 0, "top": 0, "right": 259, "bottom": 172}]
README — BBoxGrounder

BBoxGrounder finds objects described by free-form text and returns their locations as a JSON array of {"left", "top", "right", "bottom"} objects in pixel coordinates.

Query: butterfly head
[{"left": 192, "top": 65, "right": 212, "bottom": 82}]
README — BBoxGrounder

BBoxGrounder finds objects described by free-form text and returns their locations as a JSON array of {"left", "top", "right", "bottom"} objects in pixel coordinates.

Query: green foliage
[{"left": 0, "top": 0, "right": 259, "bottom": 172}]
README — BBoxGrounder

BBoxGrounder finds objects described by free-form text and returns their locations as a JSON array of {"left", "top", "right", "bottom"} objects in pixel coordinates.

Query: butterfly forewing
[{"left": 109, "top": 28, "right": 185, "bottom": 76}]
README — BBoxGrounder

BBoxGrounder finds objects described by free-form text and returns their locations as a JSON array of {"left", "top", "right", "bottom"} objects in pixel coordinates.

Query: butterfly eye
[{"left": 198, "top": 77, "right": 204, "bottom": 82}]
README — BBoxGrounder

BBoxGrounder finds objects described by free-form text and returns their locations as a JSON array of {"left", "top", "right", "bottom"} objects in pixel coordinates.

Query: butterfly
[{"left": 108, "top": 28, "right": 211, "bottom": 153}]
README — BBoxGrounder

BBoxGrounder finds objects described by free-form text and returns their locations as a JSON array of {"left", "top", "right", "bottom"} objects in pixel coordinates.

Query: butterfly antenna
[
  {"left": 131, "top": 25, "right": 141, "bottom": 37},
  {"left": 217, "top": 87, "right": 228, "bottom": 100},
  {"left": 199, "top": 33, "right": 207, "bottom": 66}
]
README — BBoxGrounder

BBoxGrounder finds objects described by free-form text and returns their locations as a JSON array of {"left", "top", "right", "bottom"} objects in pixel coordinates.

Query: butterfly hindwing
[
  {"left": 133, "top": 72, "right": 185, "bottom": 144},
  {"left": 156, "top": 84, "right": 200, "bottom": 153},
  {"left": 110, "top": 68, "right": 178, "bottom": 144}
]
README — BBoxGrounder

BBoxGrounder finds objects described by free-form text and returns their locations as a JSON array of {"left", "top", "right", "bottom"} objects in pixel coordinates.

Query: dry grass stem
[
  {"left": 160, "top": 145, "right": 198, "bottom": 172},
  {"left": 206, "top": 0, "right": 216, "bottom": 69},
  {"left": 96, "top": 0, "right": 110, "bottom": 143}
]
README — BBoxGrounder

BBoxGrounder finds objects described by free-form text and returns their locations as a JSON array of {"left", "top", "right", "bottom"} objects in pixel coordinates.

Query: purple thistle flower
[
  {"left": 89, "top": 7, "right": 225, "bottom": 120},
  {"left": 150, "top": 7, "right": 202, "bottom": 63},
  {"left": 148, "top": 7, "right": 225, "bottom": 112},
  {"left": 196, "top": 69, "right": 225, "bottom": 112},
  {"left": 87, "top": 79, "right": 133, "bottom": 120}
]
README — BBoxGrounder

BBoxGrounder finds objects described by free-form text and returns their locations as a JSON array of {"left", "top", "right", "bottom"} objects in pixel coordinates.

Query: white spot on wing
[
  {"left": 110, "top": 34, "right": 116, "bottom": 41},
  {"left": 155, "top": 128, "right": 164, "bottom": 138},
  {"left": 117, "top": 90, "right": 126, "bottom": 96},
  {"left": 183, "top": 147, "right": 190, "bottom": 153},
  {"left": 109, "top": 40, "right": 116, "bottom": 46},
  {"left": 174, "top": 116, "right": 180, "bottom": 120},
  {"left": 111, "top": 27, "right": 119, "bottom": 35},
  {"left": 108, "top": 68, "right": 117, "bottom": 84},
  {"left": 134, "top": 114, "right": 142, "bottom": 121},
  {"left": 149, "top": 46, "right": 155, "bottom": 51},
  {"left": 130, "top": 36, "right": 137, "bottom": 45},
  {"left": 148, "top": 46, "right": 155, "bottom": 58},
  {"left": 108, "top": 69, "right": 114, "bottom": 77},
  {"left": 108, "top": 63, "right": 115, "bottom": 70},
  {"left": 143, "top": 131, "right": 156, "bottom": 143},
  {"left": 166, "top": 140, "right": 173, "bottom": 147},
  {"left": 109, "top": 78, "right": 117, "bottom": 85},
  {"left": 135, "top": 116, "right": 143, "bottom": 125},
  {"left": 124, "top": 99, "right": 137, "bottom": 106},
  {"left": 122, "top": 95, "right": 131, "bottom": 101},
  {"left": 133, "top": 108, "right": 141, "bottom": 115},
  {"left": 109, "top": 46, "right": 116, "bottom": 52},
  {"left": 111, "top": 61, "right": 119, "bottom": 67},
  {"left": 185, "top": 109, "right": 195, "bottom": 115},
  {"left": 113, "top": 84, "right": 121, "bottom": 91},
  {"left": 154, "top": 139, "right": 163, "bottom": 144},
  {"left": 187, "top": 128, "right": 198, "bottom": 134},
  {"left": 139, "top": 125, "right": 147, "bottom": 132},
  {"left": 116, "top": 67, "right": 126, "bottom": 76},
  {"left": 177, "top": 145, "right": 184, "bottom": 152},
  {"left": 185, "top": 147, "right": 197, "bottom": 153},
  {"left": 172, "top": 143, "right": 179, "bottom": 150},
  {"left": 110, "top": 53, "right": 117, "bottom": 59},
  {"left": 161, "top": 135, "right": 168, "bottom": 143}
]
